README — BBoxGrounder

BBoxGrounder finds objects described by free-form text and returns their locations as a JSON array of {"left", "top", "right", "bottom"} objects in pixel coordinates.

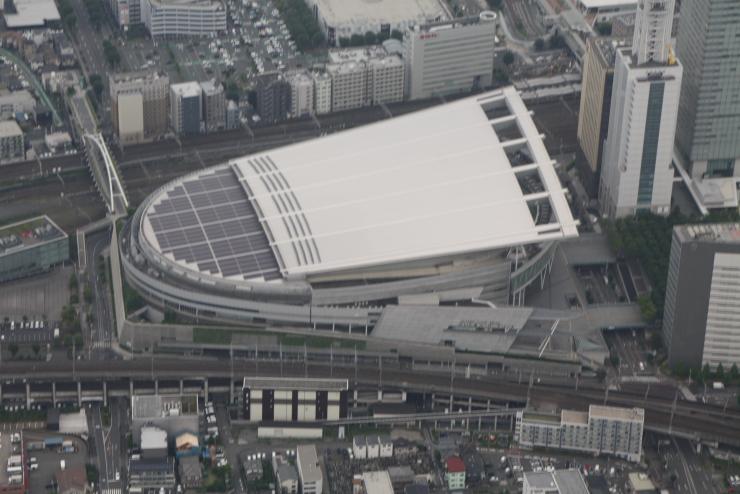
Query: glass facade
[
  {"left": 0, "top": 237, "right": 70, "bottom": 283},
  {"left": 637, "top": 82, "right": 665, "bottom": 206}
]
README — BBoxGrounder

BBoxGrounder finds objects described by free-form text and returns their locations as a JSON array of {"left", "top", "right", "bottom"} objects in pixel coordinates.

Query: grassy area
[
  {"left": 345, "top": 424, "right": 391, "bottom": 439},
  {"left": 278, "top": 334, "right": 366, "bottom": 350},
  {"left": 193, "top": 327, "right": 233, "bottom": 345}
]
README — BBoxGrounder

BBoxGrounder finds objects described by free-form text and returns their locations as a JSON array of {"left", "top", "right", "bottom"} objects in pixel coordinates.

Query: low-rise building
[
  {"left": 296, "top": 444, "right": 323, "bottom": 494},
  {"left": 356, "top": 470, "right": 394, "bottom": 494},
  {"left": 131, "top": 395, "right": 199, "bottom": 444},
  {"left": 274, "top": 456, "right": 299, "bottom": 494},
  {"left": 445, "top": 456, "right": 466, "bottom": 491},
  {"left": 0, "top": 89, "right": 36, "bottom": 120},
  {"left": 628, "top": 472, "right": 656, "bottom": 493},
  {"left": 141, "top": 0, "right": 226, "bottom": 38},
  {"left": 523, "top": 469, "right": 589, "bottom": 494},
  {"left": 312, "top": 72, "right": 332, "bottom": 115},
  {"left": 129, "top": 457, "right": 176, "bottom": 491},
  {"left": 0, "top": 215, "right": 68, "bottom": 283},
  {"left": 178, "top": 455, "right": 203, "bottom": 490},
  {"left": 516, "top": 405, "right": 644, "bottom": 462},
  {"left": 287, "top": 71, "right": 314, "bottom": 118},
  {"left": 0, "top": 120, "right": 24, "bottom": 163},
  {"left": 141, "top": 426, "right": 168, "bottom": 459}
]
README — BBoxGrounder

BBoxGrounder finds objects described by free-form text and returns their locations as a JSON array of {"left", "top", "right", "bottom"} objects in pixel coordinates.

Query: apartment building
[{"left": 109, "top": 71, "right": 170, "bottom": 144}]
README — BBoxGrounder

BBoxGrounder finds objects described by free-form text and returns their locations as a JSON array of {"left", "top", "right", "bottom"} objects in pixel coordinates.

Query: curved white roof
[
  {"left": 141, "top": 87, "right": 578, "bottom": 281},
  {"left": 233, "top": 87, "right": 577, "bottom": 278}
]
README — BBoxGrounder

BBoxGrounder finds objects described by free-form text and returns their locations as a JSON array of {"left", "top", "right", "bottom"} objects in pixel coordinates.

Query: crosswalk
[
  {"left": 100, "top": 489, "right": 122, "bottom": 494},
  {"left": 91, "top": 339, "right": 111, "bottom": 349}
]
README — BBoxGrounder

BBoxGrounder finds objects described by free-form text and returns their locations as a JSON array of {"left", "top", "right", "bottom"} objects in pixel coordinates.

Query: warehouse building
[
  {"left": 242, "top": 377, "right": 348, "bottom": 423},
  {"left": 0, "top": 216, "right": 68, "bottom": 283}
]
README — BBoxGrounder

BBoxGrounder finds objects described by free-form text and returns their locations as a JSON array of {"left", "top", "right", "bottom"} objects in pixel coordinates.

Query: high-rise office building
[
  {"left": 516, "top": 405, "right": 644, "bottom": 462},
  {"left": 200, "top": 80, "right": 225, "bottom": 132},
  {"left": 577, "top": 37, "right": 622, "bottom": 192},
  {"left": 675, "top": 0, "right": 740, "bottom": 180},
  {"left": 254, "top": 73, "right": 291, "bottom": 124},
  {"left": 663, "top": 223, "right": 740, "bottom": 370},
  {"left": 404, "top": 12, "right": 497, "bottom": 101},
  {"left": 109, "top": 71, "right": 170, "bottom": 144},
  {"left": 599, "top": 0, "right": 682, "bottom": 218},
  {"left": 170, "top": 82, "right": 203, "bottom": 135}
]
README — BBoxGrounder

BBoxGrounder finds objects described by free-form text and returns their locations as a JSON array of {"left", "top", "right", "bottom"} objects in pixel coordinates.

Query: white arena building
[{"left": 122, "top": 87, "right": 578, "bottom": 330}]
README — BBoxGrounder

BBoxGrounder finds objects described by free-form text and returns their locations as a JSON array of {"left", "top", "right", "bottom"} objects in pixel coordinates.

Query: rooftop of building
[
  {"left": 141, "top": 426, "right": 168, "bottom": 451},
  {"left": 628, "top": 472, "right": 656, "bottom": 492},
  {"left": 675, "top": 223, "right": 740, "bottom": 244},
  {"left": 276, "top": 462, "right": 298, "bottom": 482},
  {"left": 296, "top": 444, "right": 322, "bottom": 482},
  {"left": 578, "top": 0, "right": 636, "bottom": 10},
  {"left": 242, "top": 377, "right": 348, "bottom": 392},
  {"left": 0, "top": 120, "right": 23, "bottom": 137},
  {"left": 561, "top": 409, "right": 589, "bottom": 425},
  {"left": 131, "top": 394, "right": 199, "bottom": 419},
  {"left": 171, "top": 81, "right": 203, "bottom": 97},
  {"left": 148, "top": 0, "right": 224, "bottom": 8},
  {"left": 361, "top": 470, "right": 394, "bottom": 494},
  {"left": 54, "top": 465, "right": 87, "bottom": 493},
  {"left": 200, "top": 80, "right": 223, "bottom": 94},
  {"left": 446, "top": 456, "right": 465, "bottom": 473},
  {"left": 589, "top": 404, "right": 644, "bottom": 422},
  {"left": 129, "top": 457, "right": 175, "bottom": 474},
  {"left": 139, "top": 88, "right": 577, "bottom": 283},
  {"left": 412, "top": 11, "right": 497, "bottom": 33},
  {"left": 0, "top": 215, "right": 66, "bottom": 258},
  {"left": 313, "top": 0, "right": 447, "bottom": 28},
  {"left": 110, "top": 70, "right": 169, "bottom": 84},
  {"left": 3, "top": 0, "right": 60, "bottom": 28},
  {"left": 524, "top": 469, "right": 589, "bottom": 494},
  {"left": 590, "top": 37, "right": 628, "bottom": 67}
]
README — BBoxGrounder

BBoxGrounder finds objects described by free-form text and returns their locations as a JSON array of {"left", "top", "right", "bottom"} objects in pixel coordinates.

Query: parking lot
[
  {"left": 23, "top": 432, "right": 89, "bottom": 494},
  {"left": 0, "top": 266, "right": 71, "bottom": 322},
  {"left": 117, "top": 0, "right": 305, "bottom": 91}
]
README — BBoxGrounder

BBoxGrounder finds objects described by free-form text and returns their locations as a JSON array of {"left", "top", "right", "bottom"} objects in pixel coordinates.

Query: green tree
[
  {"left": 716, "top": 363, "right": 725, "bottom": 382},
  {"left": 338, "top": 36, "right": 351, "bottom": 47},
  {"left": 69, "top": 273, "right": 78, "bottom": 291},
  {"left": 89, "top": 74, "right": 104, "bottom": 102},
  {"left": 390, "top": 29, "right": 403, "bottom": 41},
  {"left": 364, "top": 31, "right": 377, "bottom": 45},
  {"left": 32, "top": 343, "right": 40, "bottom": 356},
  {"left": 730, "top": 363, "right": 739, "bottom": 382},
  {"left": 702, "top": 363, "right": 712, "bottom": 382},
  {"left": 548, "top": 30, "right": 565, "bottom": 49},
  {"left": 638, "top": 295, "right": 657, "bottom": 323},
  {"left": 486, "top": 0, "right": 502, "bottom": 8},
  {"left": 502, "top": 50, "right": 515, "bottom": 66},
  {"left": 595, "top": 22, "right": 612, "bottom": 36},
  {"left": 350, "top": 34, "right": 365, "bottom": 46},
  {"left": 8, "top": 344, "right": 19, "bottom": 357},
  {"left": 83, "top": 284, "right": 93, "bottom": 304}
]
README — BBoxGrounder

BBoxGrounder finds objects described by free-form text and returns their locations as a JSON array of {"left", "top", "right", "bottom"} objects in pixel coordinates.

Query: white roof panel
[{"left": 234, "top": 87, "right": 577, "bottom": 278}]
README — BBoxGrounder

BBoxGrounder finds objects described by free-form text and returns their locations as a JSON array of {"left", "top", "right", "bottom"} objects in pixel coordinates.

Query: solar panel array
[{"left": 147, "top": 167, "right": 281, "bottom": 280}]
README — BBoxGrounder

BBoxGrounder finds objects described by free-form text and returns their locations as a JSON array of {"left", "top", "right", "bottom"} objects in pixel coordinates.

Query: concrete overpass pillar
[
  {"left": 77, "top": 381, "right": 82, "bottom": 407},
  {"left": 130, "top": 379, "right": 134, "bottom": 399},
  {"left": 154, "top": 379, "right": 159, "bottom": 395},
  {"left": 401, "top": 390, "right": 407, "bottom": 401},
  {"left": 0, "top": 384, "right": 3, "bottom": 403},
  {"left": 25, "top": 383, "right": 31, "bottom": 409},
  {"left": 230, "top": 379, "right": 235, "bottom": 404},
  {"left": 377, "top": 389, "right": 382, "bottom": 401},
  {"left": 204, "top": 378, "right": 209, "bottom": 403},
  {"left": 52, "top": 382, "right": 57, "bottom": 407},
  {"left": 180, "top": 379, "right": 184, "bottom": 396},
  {"left": 103, "top": 381, "right": 108, "bottom": 408}
]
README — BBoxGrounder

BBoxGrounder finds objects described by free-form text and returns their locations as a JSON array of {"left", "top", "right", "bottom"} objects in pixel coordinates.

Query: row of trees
[
  {"left": 82, "top": 0, "right": 106, "bottom": 31},
  {"left": 273, "top": 0, "right": 324, "bottom": 52},
  {"left": 605, "top": 209, "right": 740, "bottom": 321}
]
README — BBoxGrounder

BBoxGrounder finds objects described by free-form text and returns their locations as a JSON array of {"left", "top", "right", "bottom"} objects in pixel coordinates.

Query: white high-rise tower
[{"left": 599, "top": 0, "right": 682, "bottom": 218}]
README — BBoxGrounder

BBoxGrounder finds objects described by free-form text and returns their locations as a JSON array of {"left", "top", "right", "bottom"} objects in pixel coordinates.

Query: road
[
  {"left": 86, "top": 229, "right": 115, "bottom": 356},
  {"left": 215, "top": 403, "right": 242, "bottom": 493}
]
